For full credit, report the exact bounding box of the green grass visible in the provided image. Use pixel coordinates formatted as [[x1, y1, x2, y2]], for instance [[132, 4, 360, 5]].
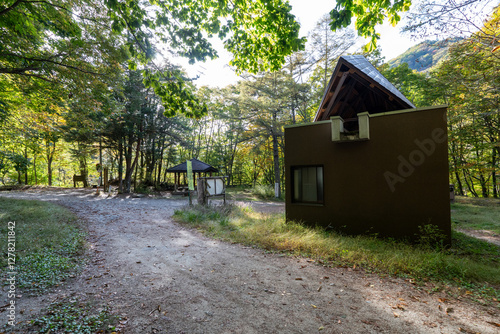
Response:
[[174, 204, 500, 299], [226, 185, 284, 201], [0, 197, 85, 294], [30, 296, 118, 333], [451, 196, 500, 234]]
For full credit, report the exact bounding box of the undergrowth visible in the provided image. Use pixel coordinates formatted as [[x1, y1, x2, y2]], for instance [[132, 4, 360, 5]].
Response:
[[0, 198, 86, 294], [249, 185, 284, 201], [30, 297, 118, 333], [174, 204, 500, 300]]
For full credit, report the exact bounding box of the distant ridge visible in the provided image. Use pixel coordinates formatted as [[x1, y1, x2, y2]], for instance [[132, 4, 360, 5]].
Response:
[[387, 38, 462, 72]]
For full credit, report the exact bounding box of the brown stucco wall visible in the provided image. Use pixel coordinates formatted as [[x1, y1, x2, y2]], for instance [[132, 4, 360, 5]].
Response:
[[284, 106, 451, 243]]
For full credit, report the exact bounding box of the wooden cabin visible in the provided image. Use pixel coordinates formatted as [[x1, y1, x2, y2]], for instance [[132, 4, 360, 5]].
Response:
[[285, 55, 451, 243]]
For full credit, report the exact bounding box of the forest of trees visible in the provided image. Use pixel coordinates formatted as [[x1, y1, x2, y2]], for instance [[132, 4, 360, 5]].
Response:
[[0, 0, 498, 197]]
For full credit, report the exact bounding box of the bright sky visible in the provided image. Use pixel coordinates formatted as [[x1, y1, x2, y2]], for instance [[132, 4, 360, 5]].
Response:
[[175, 0, 422, 88]]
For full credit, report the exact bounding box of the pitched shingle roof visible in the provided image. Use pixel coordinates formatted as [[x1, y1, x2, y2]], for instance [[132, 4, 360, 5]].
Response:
[[342, 55, 415, 107], [166, 158, 218, 173], [314, 55, 415, 122]]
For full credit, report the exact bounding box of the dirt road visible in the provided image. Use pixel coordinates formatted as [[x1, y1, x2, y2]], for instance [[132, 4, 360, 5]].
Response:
[[1, 189, 499, 333]]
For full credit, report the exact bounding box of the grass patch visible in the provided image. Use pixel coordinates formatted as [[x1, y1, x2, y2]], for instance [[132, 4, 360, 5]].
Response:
[[0, 197, 85, 294], [227, 185, 284, 201], [29, 296, 118, 333], [250, 185, 277, 200], [451, 197, 500, 233], [174, 204, 500, 299]]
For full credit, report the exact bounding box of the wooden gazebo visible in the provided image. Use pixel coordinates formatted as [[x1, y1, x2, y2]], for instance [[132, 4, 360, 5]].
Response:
[[166, 158, 218, 192]]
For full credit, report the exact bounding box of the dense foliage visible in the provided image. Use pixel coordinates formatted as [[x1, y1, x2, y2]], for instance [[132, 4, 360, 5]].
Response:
[[0, 1, 498, 198]]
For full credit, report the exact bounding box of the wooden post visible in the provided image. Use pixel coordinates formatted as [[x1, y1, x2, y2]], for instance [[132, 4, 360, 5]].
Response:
[[103, 167, 109, 192], [197, 178, 207, 205]]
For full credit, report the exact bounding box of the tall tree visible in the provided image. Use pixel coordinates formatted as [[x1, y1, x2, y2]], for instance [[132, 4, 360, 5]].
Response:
[[403, 0, 496, 43], [0, 0, 125, 84], [431, 5, 500, 197], [329, 0, 412, 50], [329, 0, 492, 51], [239, 70, 299, 197], [308, 14, 357, 92]]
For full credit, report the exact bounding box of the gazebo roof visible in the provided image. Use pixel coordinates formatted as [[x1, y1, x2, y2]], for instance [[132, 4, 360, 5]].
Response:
[[166, 158, 218, 173], [314, 55, 415, 122]]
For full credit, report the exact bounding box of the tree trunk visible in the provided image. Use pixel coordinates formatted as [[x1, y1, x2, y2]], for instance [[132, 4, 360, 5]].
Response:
[[228, 131, 239, 187], [47, 156, 52, 186], [99, 138, 103, 186], [453, 170, 464, 196], [492, 147, 498, 198], [134, 151, 139, 192], [449, 140, 464, 195], [124, 135, 141, 193], [139, 149, 144, 183], [462, 169, 477, 197], [323, 24, 328, 92], [24, 146, 28, 185], [46, 139, 55, 186], [118, 139, 124, 193], [124, 136, 134, 193], [156, 139, 165, 187], [479, 173, 489, 198], [145, 135, 156, 184], [33, 155, 37, 185], [272, 113, 280, 198]]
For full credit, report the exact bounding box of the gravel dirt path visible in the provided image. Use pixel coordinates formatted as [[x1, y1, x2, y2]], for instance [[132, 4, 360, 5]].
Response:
[[1, 188, 499, 333], [455, 228, 500, 247]]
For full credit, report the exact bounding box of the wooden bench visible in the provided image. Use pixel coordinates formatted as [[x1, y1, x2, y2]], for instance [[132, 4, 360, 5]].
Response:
[[73, 175, 88, 188]]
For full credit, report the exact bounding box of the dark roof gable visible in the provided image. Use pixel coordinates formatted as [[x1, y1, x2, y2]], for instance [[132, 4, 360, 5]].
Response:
[[166, 158, 218, 173], [314, 55, 415, 122]]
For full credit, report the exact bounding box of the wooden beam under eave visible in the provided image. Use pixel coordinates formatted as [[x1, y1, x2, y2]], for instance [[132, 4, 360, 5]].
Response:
[[335, 79, 357, 118], [350, 88, 369, 113], [320, 91, 334, 110], [329, 102, 342, 119], [320, 71, 349, 120], [350, 72, 394, 103], [351, 71, 411, 108], [314, 72, 345, 121]]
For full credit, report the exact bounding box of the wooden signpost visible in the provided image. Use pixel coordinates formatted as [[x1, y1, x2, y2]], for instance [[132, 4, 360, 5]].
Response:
[[197, 176, 227, 205]]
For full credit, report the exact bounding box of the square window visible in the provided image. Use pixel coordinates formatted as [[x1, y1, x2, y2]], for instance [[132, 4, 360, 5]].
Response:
[[292, 166, 324, 204]]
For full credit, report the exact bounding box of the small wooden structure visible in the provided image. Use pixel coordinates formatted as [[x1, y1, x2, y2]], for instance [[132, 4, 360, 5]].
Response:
[[285, 55, 451, 244], [197, 176, 227, 205], [166, 159, 218, 194], [73, 174, 88, 188]]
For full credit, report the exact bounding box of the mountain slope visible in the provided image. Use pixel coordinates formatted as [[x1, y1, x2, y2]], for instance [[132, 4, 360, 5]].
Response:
[[387, 38, 461, 72]]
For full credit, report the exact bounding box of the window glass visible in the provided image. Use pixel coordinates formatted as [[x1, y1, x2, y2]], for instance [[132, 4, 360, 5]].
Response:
[[293, 168, 301, 202], [291, 166, 324, 204], [316, 166, 324, 202]]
